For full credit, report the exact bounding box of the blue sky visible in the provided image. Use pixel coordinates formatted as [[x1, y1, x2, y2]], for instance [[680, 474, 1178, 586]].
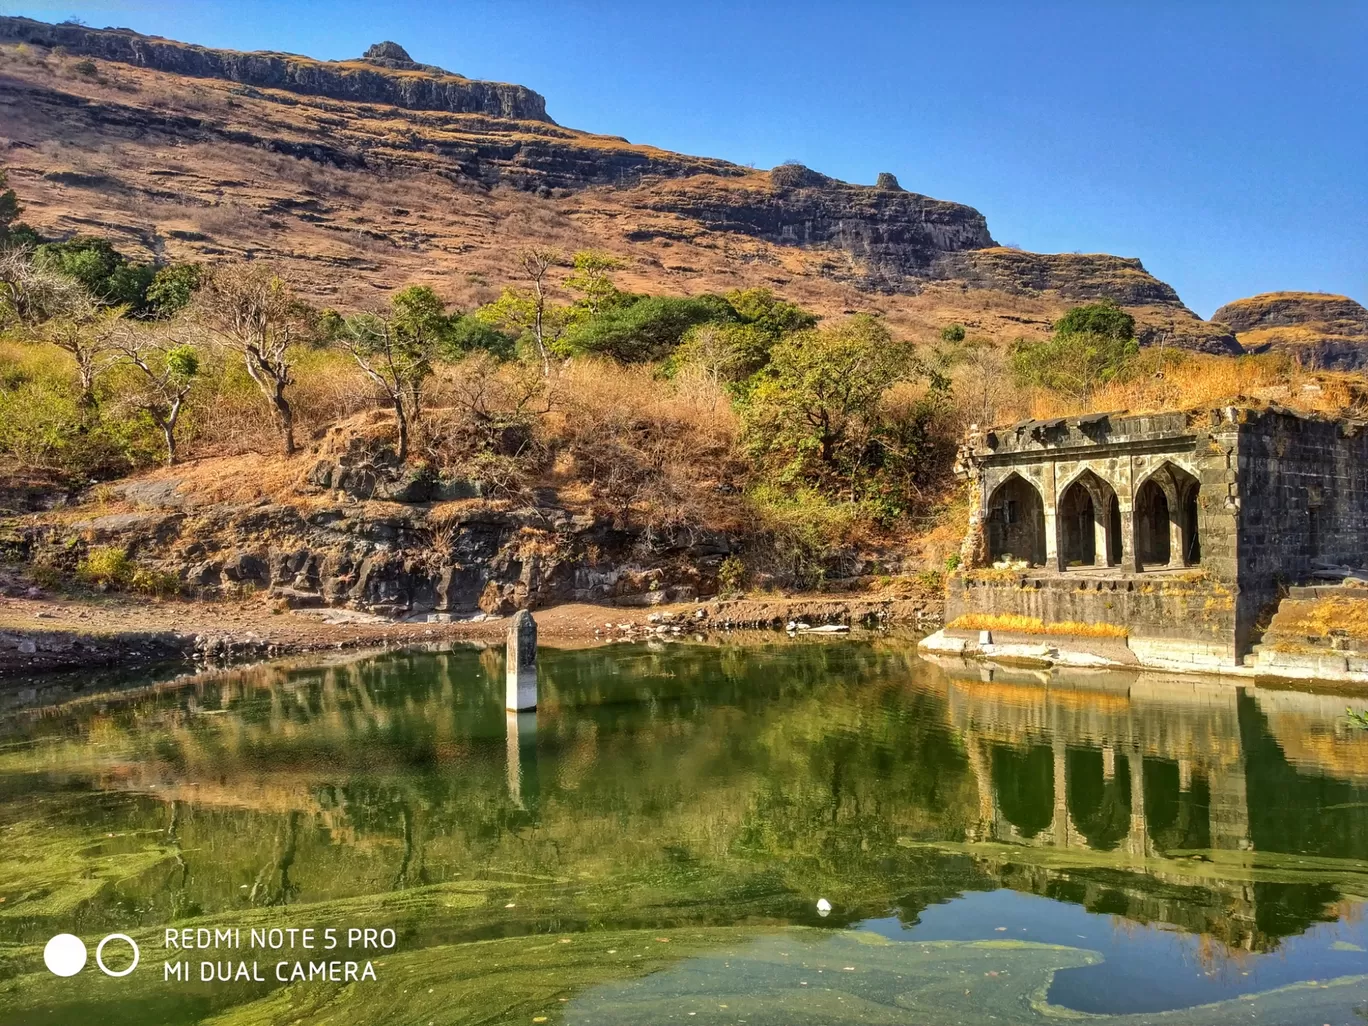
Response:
[[9, 0, 1367, 317]]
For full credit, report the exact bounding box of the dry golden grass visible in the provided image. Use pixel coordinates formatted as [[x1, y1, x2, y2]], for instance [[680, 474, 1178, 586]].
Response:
[[1237, 326, 1365, 348], [1219, 291, 1355, 309], [539, 360, 748, 530], [1016, 351, 1368, 423], [947, 612, 1129, 638], [1275, 596, 1368, 641]]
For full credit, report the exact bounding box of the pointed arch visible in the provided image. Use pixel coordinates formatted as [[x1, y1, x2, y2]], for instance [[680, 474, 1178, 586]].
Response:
[[1058, 468, 1120, 568], [986, 473, 1046, 566], [1134, 461, 1201, 568]]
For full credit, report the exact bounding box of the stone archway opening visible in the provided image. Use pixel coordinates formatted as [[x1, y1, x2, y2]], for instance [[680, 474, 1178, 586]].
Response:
[[1136, 463, 1201, 569], [986, 474, 1046, 566], [1059, 470, 1121, 569], [1136, 479, 1171, 566], [1059, 481, 1096, 567], [1178, 475, 1201, 565]]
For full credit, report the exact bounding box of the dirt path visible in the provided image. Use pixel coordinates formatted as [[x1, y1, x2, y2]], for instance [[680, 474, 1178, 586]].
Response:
[[0, 591, 940, 677]]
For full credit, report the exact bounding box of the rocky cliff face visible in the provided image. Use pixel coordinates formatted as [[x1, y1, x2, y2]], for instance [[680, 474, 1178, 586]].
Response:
[[1212, 292, 1368, 369], [0, 16, 552, 122], [9, 496, 724, 619], [644, 165, 995, 283]]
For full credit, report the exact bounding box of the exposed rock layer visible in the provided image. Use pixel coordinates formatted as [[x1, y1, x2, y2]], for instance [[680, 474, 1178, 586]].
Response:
[[1212, 292, 1368, 369], [0, 16, 552, 121]]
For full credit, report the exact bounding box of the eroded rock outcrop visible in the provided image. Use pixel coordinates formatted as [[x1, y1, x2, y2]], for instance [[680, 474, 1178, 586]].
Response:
[[9, 499, 727, 619], [645, 166, 996, 284], [0, 16, 552, 121], [1212, 292, 1368, 369]]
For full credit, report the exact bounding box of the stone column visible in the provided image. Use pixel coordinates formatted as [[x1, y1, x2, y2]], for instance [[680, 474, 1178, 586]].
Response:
[[1178, 757, 1193, 792], [1044, 510, 1061, 571], [1209, 759, 1253, 852], [1093, 503, 1109, 567], [506, 609, 538, 711], [963, 733, 997, 842], [1102, 744, 1116, 780], [1119, 508, 1140, 572], [1167, 510, 1186, 568]]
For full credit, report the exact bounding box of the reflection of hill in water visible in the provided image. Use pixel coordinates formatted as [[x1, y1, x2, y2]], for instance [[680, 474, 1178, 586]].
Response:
[[1, 643, 1366, 959]]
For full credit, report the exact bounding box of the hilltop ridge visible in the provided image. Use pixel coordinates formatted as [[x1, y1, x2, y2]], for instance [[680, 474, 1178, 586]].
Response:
[[1213, 292, 1368, 370], [0, 16, 552, 121]]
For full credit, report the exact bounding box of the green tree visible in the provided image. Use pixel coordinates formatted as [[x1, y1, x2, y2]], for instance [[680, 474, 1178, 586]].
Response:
[[555, 294, 734, 362], [0, 170, 21, 244], [1009, 300, 1139, 401], [672, 321, 774, 385], [444, 314, 515, 359], [742, 314, 917, 489], [940, 323, 966, 344], [144, 263, 203, 318], [110, 327, 200, 465], [335, 285, 452, 462], [725, 287, 818, 338], [563, 249, 626, 315], [1053, 300, 1136, 341], [32, 237, 155, 311], [474, 248, 573, 375]]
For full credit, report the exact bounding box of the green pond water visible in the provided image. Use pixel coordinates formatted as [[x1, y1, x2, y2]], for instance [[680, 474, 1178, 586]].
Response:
[[0, 639, 1367, 1025]]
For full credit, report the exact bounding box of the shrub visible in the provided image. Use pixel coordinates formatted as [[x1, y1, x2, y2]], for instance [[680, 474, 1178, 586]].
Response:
[[0, 351, 141, 480], [32, 238, 156, 312], [1010, 300, 1139, 402], [130, 566, 180, 597], [77, 546, 134, 588], [716, 554, 746, 595]]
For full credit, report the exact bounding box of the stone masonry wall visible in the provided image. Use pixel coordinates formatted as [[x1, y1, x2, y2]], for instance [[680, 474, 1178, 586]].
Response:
[[946, 573, 1239, 663], [1234, 409, 1368, 647]]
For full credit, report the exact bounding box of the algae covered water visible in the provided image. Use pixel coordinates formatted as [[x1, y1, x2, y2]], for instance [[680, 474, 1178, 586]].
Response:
[[0, 640, 1366, 1025]]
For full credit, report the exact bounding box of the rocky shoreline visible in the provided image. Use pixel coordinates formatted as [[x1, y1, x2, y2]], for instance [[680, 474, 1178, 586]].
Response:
[[0, 593, 940, 679]]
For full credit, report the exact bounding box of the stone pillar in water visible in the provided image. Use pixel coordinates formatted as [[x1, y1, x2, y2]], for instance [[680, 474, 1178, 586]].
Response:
[[506, 609, 538, 711]]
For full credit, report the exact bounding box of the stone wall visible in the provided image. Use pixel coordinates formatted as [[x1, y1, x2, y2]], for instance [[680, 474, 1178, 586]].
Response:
[[950, 406, 1368, 665], [946, 572, 1239, 664], [1234, 409, 1368, 647]]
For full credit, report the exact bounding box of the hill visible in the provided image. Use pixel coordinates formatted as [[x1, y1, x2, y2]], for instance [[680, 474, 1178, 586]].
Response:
[[1212, 292, 1368, 370], [0, 15, 1238, 352]]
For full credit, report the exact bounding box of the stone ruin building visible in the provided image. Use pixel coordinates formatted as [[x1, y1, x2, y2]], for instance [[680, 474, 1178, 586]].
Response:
[[948, 406, 1368, 667]]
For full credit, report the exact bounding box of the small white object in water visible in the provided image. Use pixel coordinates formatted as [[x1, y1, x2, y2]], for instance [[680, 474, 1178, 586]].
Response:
[[816, 898, 832, 916]]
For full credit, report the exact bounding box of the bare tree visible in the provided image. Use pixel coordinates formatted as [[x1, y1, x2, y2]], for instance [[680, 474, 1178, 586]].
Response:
[[0, 249, 91, 328], [41, 305, 125, 412], [197, 265, 308, 455], [337, 313, 419, 463], [519, 248, 558, 376], [110, 325, 200, 466]]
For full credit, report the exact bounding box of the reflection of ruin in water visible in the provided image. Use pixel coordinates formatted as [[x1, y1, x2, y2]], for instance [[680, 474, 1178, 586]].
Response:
[[938, 658, 1368, 952]]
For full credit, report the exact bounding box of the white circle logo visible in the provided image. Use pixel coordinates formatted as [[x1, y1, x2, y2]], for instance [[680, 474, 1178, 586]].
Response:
[[96, 933, 140, 977], [43, 934, 87, 977]]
